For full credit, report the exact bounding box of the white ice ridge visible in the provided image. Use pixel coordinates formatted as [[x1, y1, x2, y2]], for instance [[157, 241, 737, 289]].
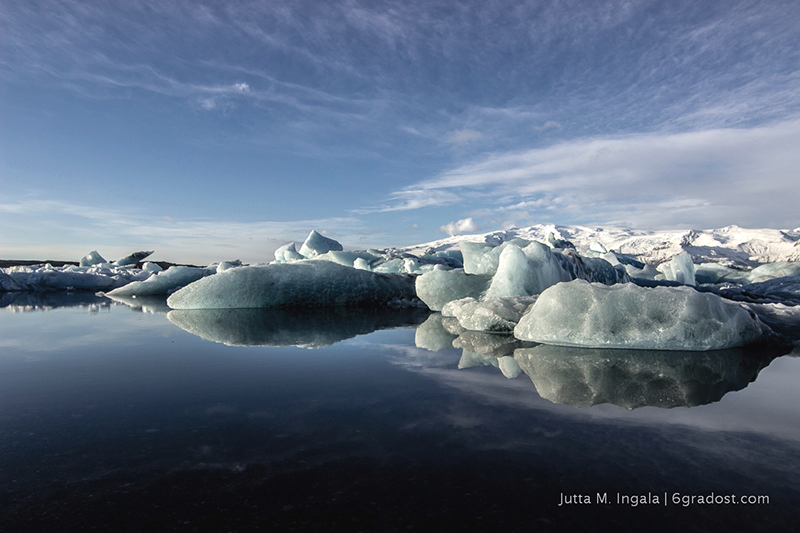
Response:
[[514, 280, 765, 350], [167, 260, 417, 309], [106, 266, 216, 297], [0, 262, 151, 292]]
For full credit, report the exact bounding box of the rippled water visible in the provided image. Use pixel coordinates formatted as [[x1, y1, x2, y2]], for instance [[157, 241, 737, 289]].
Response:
[[2, 294, 799, 532]]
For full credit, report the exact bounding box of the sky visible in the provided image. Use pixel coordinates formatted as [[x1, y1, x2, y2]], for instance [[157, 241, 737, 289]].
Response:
[[1, 0, 799, 264]]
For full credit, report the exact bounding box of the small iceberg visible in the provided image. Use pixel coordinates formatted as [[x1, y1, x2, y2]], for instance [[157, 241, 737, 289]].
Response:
[[514, 279, 765, 351]]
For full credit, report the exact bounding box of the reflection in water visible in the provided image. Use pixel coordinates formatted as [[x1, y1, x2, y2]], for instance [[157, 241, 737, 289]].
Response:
[[0, 291, 111, 311], [514, 344, 783, 409], [412, 312, 791, 410], [168, 306, 430, 348], [104, 293, 172, 314]]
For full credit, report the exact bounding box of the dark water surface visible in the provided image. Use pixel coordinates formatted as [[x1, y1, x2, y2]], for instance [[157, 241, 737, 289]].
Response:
[[1, 295, 799, 532]]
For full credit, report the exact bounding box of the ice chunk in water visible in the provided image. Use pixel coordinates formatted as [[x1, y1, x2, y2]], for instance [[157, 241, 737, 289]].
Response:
[[415, 267, 492, 311], [442, 296, 537, 333], [142, 262, 163, 273], [514, 279, 764, 350], [167, 261, 417, 309], [747, 261, 800, 283], [298, 230, 343, 258], [107, 266, 214, 297], [274, 243, 304, 262], [114, 251, 154, 266], [656, 252, 696, 285], [79, 250, 107, 267]]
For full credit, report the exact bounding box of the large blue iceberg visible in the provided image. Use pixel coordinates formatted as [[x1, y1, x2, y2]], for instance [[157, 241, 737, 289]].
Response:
[[167, 260, 417, 309]]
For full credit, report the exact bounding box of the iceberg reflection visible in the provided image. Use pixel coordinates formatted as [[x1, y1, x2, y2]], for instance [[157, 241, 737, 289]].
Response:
[[167, 306, 430, 348], [514, 344, 783, 409], [104, 294, 172, 314], [0, 291, 111, 311]]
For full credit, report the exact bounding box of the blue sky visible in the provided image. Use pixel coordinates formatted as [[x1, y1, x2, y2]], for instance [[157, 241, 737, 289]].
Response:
[[2, 0, 799, 264]]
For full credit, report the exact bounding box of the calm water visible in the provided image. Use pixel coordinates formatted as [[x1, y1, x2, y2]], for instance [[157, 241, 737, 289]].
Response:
[[1, 294, 799, 532]]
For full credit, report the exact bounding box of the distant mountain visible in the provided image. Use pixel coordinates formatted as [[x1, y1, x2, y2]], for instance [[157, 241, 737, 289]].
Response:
[[399, 224, 800, 267]]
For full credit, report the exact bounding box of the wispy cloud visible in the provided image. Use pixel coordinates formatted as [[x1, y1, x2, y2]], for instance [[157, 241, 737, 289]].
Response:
[[446, 129, 483, 145], [372, 119, 800, 229]]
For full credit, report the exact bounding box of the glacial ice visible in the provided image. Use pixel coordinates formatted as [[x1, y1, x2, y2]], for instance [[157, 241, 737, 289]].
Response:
[[415, 267, 492, 311], [415, 240, 627, 311], [441, 296, 537, 333], [142, 262, 163, 272], [0, 263, 147, 292], [747, 261, 800, 282], [274, 242, 304, 262], [298, 230, 343, 258], [114, 250, 154, 266], [106, 266, 215, 297], [79, 250, 107, 267], [167, 260, 417, 309], [656, 252, 696, 286], [513, 344, 776, 408], [514, 279, 765, 350]]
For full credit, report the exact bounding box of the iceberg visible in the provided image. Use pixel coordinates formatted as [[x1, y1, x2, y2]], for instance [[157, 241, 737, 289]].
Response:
[[441, 296, 537, 333], [415, 240, 627, 311], [79, 250, 107, 267], [298, 230, 343, 258], [414, 267, 492, 311], [106, 266, 215, 297], [0, 264, 142, 292], [747, 261, 800, 283], [273, 242, 305, 262], [142, 262, 163, 272], [114, 250, 154, 266], [656, 252, 696, 285], [167, 260, 417, 309], [514, 279, 765, 350]]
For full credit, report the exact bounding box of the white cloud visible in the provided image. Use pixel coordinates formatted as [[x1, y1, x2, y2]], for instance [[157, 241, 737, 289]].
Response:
[[439, 218, 479, 236], [378, 119, 800, 229]]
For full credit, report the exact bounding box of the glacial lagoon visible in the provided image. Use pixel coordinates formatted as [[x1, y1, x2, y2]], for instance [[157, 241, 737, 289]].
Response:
[[2, 294, 799, 531]]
